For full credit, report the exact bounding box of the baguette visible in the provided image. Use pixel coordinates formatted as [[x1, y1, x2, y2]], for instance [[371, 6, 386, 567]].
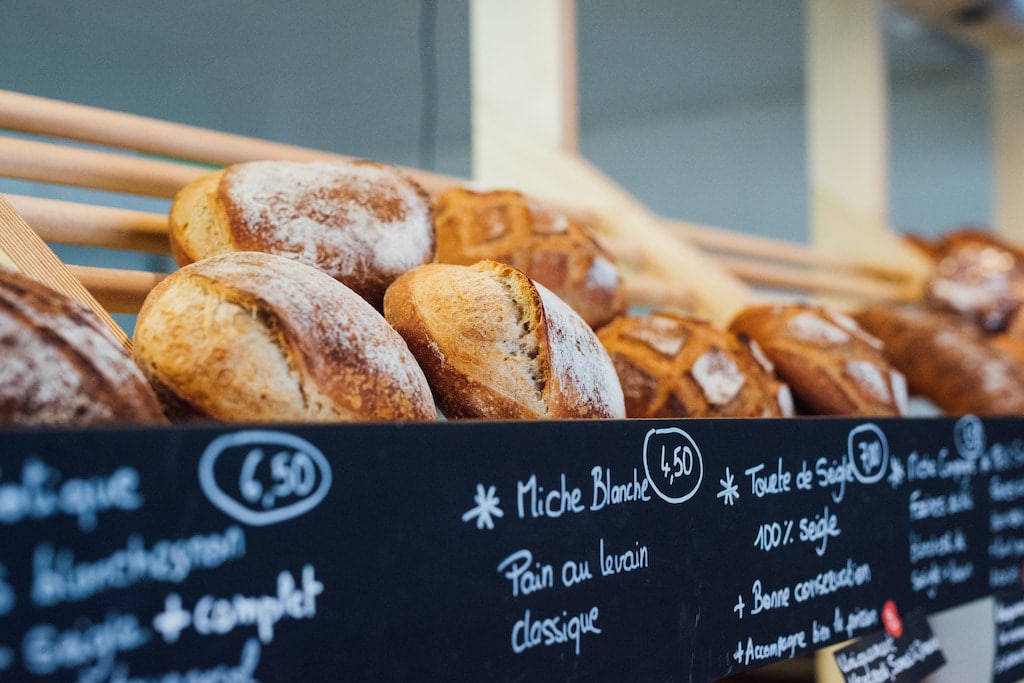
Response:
[[856, 302, 1024, 415]]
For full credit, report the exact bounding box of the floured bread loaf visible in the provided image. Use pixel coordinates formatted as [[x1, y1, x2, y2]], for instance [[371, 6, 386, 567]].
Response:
[[0, 268, 164, 425], [433, 188, 627, 328], [133, 251, 436, 422], [730, 304, 907, 416], [383, 260, 625, 419], [597, 312, 794, 418], [856, 302, 1024, 415], [169, 160, 435, 309], [924, 240, 1024, 332]]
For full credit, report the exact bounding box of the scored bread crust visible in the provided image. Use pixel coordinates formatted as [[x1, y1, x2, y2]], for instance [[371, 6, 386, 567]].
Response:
[[433, 188, 627, 329], [856, 302, 1024, 415], [169, 160, 436, 309], [383, 260, 625, 419], [729, 304, 907, 416], [0, 268, 165, 425], [597, 312, 794, 418], [133, 251, 436, 422]]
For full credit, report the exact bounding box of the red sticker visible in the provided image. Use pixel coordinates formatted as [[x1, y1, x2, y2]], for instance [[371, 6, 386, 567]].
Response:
[[882, 600, 903, 639]]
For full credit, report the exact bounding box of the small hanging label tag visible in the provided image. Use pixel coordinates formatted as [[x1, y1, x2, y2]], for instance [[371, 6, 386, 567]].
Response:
[[833, 606, 945, 683], [993, 585, 1024, 683]]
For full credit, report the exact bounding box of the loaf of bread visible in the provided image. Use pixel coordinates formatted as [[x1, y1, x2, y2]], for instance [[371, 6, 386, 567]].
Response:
[[432, 188, 627, 328], [729, 304, 907, 416], [0, 267, 164, 425], [906, 226, 1024, 263], [923, 240, 1024, 332], [383, 260, 625, 419], [855, 302, 1024, 415], [597, 312, 794, 418], [133, 251, 436, 422], [169, 159, 435, 310]]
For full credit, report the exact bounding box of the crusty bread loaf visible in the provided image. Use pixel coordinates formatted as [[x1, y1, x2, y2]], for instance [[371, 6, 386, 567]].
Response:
[[383, 260, 625, 419], [597, 312, 794, 418], [0, 267, 164, 425], [133, 251, 436, 422], [169, 160, 435, 310], [923, 240, 1024, 332], [432, 188, 627, 328], [729, 304, 907, 416], [856, 302, 1024, 415]]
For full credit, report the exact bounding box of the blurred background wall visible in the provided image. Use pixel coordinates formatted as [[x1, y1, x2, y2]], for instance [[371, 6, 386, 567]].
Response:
[[0, 1, 991, 261]]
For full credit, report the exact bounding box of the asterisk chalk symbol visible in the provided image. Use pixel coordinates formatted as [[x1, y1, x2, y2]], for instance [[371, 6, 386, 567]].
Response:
[[888, 456, 905, 488], [462, 483, 504, 530], [717, 467, 740, 506]]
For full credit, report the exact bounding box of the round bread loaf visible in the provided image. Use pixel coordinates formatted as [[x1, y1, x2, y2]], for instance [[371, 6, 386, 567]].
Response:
[[0, 268, 164, 425], [597, 312, 794, 418], [924, 241, 1024, 332], [169, 159, 435, 310], [133, 251, 436, 422], [383, 260, 625, 419], [856, 302, 1024, 415], [432, 188, 627, 328], [729, 303, 907, 416]]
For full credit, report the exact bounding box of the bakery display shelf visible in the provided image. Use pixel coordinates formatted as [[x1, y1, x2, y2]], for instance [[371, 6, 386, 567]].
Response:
[[0, 78, 1017, 681], [0, 88, 920, 324], [2, 414, 1023, 682]]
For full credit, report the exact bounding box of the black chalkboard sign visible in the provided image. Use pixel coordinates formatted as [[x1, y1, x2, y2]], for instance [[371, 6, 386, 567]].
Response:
[[1, 416, 1022, 682]]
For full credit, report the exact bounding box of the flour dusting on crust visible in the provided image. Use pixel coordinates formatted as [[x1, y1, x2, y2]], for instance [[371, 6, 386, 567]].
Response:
[[691, 347, 745, 406], [222, 160, 434, 283], [787, 311, 851, 346], [536, 282, 624, 417], [190, 252, 432, 409], [844, 360, 892, 404]]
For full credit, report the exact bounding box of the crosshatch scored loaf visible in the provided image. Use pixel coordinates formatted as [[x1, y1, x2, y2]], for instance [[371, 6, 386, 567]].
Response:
[[132, 251, 437, 423], [0, 267, 165, 425], [383, 260, 625, 420], [432, 187, 627, 329], [730, 303, 908, 417], [169, 159, 436, 310], [597, 311, 794, 418]]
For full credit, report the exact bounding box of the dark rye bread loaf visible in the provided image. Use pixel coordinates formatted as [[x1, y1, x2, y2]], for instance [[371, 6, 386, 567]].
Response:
[[0, 267, 164, 425], [133, 251, 436, 423], [432, 187, 627, 328], [597, 312, 794, 418], [856, 302, 1024, 415], [384, 260, 625, 419], [730, 303, 908, 416], [169, 160, 436, 310]]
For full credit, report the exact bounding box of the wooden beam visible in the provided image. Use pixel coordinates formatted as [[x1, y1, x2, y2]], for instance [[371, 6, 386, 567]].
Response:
[[992, 47, 1024, 240], [805, 0, 932, 281], [805, 0, 890, 254], [470, 0, 579, 183], [0, 194, 130, 348]]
